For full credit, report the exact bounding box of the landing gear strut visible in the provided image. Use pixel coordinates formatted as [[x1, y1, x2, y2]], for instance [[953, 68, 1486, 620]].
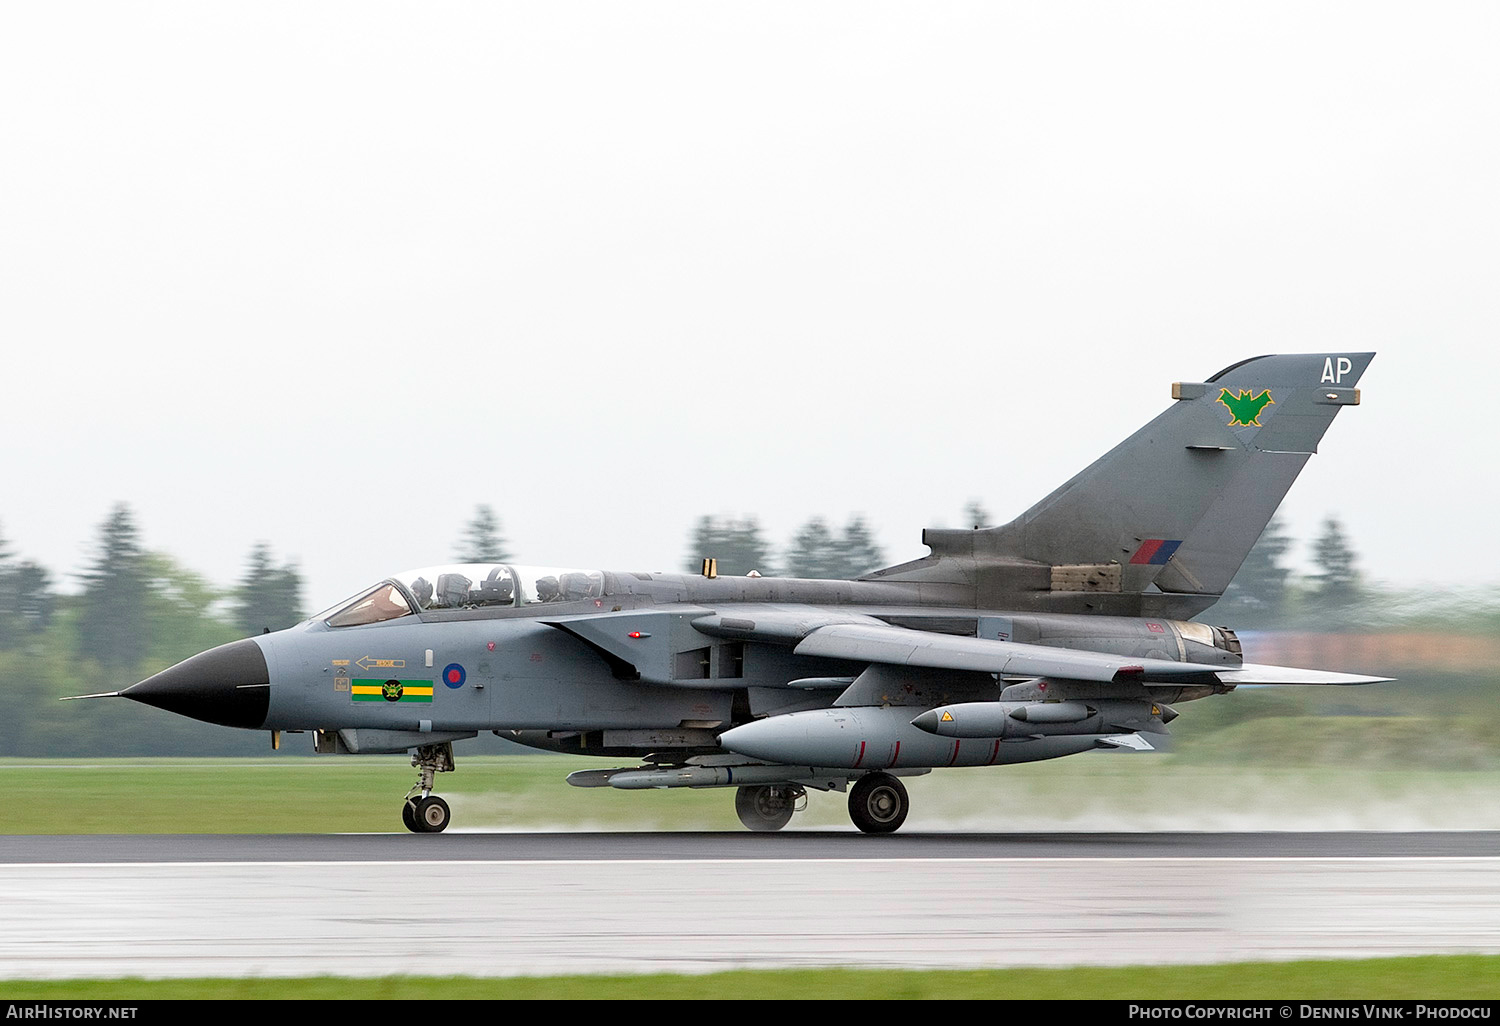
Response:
[[848, 772, 908, 834], [734, 784, 805, 832], [402, 742, 455, 833]]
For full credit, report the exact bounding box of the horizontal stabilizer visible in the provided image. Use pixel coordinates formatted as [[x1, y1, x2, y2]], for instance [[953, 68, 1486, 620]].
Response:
[[1096, 733, 1160, 751], [1216, 663, 1394, 686]]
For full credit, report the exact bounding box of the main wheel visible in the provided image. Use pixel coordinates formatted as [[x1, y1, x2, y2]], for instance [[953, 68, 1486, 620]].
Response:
[[848, 772, 908, 834], [735, 785, 795, 832], [401, 800, 419, 833], [414, 795, 451, 833]]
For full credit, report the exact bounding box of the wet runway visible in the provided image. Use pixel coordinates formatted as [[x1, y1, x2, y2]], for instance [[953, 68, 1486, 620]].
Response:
[[3, 832, 1499, 979], [5, 830, 1498, 863]]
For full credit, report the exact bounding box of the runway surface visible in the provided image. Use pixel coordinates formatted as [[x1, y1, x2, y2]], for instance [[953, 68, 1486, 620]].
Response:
[[5, 830, 1499, 863], [3, 832, 1499, 979]]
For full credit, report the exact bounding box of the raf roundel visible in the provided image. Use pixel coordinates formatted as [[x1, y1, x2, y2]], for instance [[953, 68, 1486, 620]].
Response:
[[442, 663, 466, 689]]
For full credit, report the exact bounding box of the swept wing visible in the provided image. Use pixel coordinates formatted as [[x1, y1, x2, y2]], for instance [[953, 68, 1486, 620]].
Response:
[[695, 611, 1390, 687]]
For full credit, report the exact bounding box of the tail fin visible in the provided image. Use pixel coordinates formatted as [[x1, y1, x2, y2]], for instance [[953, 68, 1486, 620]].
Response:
[[866, 353, 1373, 616], [993, 352, 1373, 595]]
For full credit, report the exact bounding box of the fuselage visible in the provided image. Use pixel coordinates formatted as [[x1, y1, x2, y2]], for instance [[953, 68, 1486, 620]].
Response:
[[124, 562, 1239, 771]]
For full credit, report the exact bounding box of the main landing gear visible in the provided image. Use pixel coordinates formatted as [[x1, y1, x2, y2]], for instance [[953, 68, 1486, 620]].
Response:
[[847, 772, 909, 834], [734, 784, 806, 831], [402, 742, 455, 833], [730, 774, 909, 834]]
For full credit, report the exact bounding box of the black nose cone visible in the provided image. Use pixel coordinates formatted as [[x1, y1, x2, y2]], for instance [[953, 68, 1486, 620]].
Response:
[[123, 638, 271, 729]]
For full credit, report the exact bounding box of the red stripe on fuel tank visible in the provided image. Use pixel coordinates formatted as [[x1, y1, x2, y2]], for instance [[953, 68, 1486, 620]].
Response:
[[890, 740, 900, 767], [854, 741, 866, 768], [948, 739, 961, 766], [988, 739, 1001, 765]]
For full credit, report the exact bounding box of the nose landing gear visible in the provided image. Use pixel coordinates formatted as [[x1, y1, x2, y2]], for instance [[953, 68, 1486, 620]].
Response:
[[401, 742, 455, 833], [403, 794, 450, 832]]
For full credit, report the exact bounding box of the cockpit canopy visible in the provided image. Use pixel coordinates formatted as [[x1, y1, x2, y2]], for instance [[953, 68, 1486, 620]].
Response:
[[319, 564, 606, 628]]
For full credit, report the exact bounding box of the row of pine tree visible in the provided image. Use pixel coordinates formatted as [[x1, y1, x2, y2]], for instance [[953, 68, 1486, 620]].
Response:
[[2, 501, 1366, 665]]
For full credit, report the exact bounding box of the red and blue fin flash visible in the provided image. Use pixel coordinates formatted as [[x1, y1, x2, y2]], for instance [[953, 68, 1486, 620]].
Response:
[[1129, 539, 1182, 565]]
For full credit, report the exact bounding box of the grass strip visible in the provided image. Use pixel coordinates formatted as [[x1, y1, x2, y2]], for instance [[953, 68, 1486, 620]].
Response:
[[1, 956, 1497, 1000], [7, 756, 1500, 834]]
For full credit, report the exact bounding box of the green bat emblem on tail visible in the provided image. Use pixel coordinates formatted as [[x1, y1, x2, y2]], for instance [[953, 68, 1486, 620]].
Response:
[[1217, 388, 1275, 427]]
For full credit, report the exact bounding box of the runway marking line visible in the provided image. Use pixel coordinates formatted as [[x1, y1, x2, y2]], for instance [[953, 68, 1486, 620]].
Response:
[[6, 856, 1500, 870]]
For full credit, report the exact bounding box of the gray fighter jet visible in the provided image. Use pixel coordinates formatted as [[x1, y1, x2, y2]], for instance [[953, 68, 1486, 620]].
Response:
[[71, 353, 1389, 833]]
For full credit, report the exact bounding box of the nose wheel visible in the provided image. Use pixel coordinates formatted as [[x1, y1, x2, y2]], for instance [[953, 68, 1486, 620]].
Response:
[[401, 742, 455, 833], [404, 794, 451, 833]]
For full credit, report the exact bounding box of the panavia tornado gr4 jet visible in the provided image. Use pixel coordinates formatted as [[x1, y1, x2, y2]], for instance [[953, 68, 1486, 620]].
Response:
[[73, 352, 1388, 833]]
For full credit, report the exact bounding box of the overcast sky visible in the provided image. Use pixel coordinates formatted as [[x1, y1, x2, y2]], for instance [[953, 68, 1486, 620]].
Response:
[[2, 2, 1496, 606]]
